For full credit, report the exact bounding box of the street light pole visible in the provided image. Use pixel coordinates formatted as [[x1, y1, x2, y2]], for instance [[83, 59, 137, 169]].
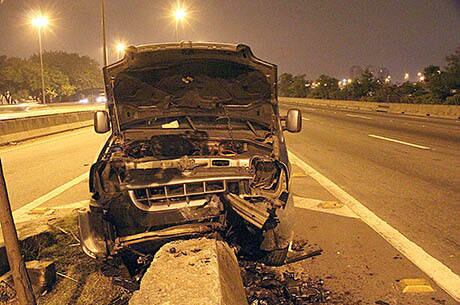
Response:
[[31, 15, 49, 104], [37, 26, 46, 104], [173, 6, 187, 42], [175, 19, 179, 42], [101, 0, 108, 66]]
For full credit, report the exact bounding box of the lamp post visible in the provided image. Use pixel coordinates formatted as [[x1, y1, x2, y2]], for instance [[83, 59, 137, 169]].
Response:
[[31, 15, 48, 104], [173, 6, 187, 42], [101, 0, 108, 66]]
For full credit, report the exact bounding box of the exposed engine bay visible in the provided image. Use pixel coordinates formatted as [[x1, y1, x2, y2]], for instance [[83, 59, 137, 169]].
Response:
[[83, 130, 291, 269]]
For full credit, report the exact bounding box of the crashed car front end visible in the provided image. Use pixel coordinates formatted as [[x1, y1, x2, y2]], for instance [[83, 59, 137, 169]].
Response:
[[79, 42, 300, 267]]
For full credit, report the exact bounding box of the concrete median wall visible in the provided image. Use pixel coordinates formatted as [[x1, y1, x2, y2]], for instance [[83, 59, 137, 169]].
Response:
[[0, 111, 94, 145], [280, 97, 460, 119]]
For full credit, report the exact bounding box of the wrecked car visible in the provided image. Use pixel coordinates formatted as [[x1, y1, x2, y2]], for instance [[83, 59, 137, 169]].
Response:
[[78, 42, 302, 270]]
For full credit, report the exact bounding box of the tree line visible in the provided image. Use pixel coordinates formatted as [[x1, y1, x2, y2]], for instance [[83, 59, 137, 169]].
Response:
[[0, 51, 103, 103], [279, 48, 460, 105]]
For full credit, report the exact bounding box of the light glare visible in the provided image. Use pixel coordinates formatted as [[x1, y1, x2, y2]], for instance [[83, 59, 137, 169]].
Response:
[[174, 7, 187, 21], [31, 15, 49, 28]]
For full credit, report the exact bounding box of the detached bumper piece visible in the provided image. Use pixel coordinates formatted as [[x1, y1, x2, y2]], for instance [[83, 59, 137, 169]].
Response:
[[78, 208, 111, 259], [225, 193, 271, 229]]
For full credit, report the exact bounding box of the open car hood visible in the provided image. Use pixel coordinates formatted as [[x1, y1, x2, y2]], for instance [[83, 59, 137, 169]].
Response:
[[103, 42, 278, 132]]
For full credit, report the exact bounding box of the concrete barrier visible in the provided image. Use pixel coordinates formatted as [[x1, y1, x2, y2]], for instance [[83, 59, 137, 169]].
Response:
[[129, 238, 248, 305], [280, 97, 460, 119], [0, 111, 94, 145]]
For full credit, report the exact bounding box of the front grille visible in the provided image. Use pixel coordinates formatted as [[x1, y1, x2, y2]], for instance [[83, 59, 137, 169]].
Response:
[[128, 179, 248, 211]]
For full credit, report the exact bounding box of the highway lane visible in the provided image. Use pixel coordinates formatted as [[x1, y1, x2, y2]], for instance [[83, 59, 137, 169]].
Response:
[[0, 127, 107, 210], [283, 104, 460, 276]]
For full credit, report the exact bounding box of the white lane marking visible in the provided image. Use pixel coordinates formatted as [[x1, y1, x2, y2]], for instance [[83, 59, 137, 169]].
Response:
[[0, 128, 91, 154], [288, 151, 460, 302], [13, 173, 88, 221], [368, 134, 431, 150], [293, 196, 359, 219], [302, 118, 311, 121], [346, 114, 372, 120]]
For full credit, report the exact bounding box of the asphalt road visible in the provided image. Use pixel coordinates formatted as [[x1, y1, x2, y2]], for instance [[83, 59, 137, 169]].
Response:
[[0, 129, 107, 210], [282, 104, 460, 276], [0, 106, 459, 303]]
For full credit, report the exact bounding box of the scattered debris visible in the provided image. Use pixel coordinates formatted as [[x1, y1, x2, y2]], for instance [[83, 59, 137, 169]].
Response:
[[240, 260, 330, 304], [375, 301, 390, 305], [286, 250, 323, 265], [0, 279, 15, 303], [290, 240, 309, 252], [56, 271, 78, 283]]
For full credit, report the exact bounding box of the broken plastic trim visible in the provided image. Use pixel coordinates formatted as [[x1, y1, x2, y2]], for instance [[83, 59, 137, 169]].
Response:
[[225, 193, 271, 229]]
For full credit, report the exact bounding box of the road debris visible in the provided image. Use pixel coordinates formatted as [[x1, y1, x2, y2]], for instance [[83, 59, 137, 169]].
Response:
[[0, 279, 15, 303], [240, 260, 330, 304], [56, 271, 78, 283], [286, 249, 323, 265]]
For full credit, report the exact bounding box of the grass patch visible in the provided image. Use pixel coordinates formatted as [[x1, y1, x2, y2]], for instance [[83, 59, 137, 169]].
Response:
[[2, 215, 131, 305]]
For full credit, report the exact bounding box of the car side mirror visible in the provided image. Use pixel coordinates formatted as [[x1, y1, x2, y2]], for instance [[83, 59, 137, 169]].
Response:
[[285, 109, 302, 133], [94, 110, 110, 133]]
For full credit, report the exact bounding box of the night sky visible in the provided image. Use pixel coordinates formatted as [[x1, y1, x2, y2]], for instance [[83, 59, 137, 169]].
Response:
[[0, 0, 459, 81]]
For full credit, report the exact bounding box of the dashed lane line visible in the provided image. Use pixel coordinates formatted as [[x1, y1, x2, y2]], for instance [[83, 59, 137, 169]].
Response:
[[288, 151, 460, 302], [368, 134, 431, 150], [346, 114, 373, 120]]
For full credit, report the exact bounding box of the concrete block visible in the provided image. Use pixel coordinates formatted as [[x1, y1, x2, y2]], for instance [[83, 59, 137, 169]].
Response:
[[26, 260, 56, 294], [129, 238, 248, 305], [0, 260, 56, 295]]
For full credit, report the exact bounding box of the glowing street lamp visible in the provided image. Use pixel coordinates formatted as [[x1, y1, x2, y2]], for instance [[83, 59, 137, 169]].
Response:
[[173, 5, 187, 42], [115, 42, 127, 59], [31, 14, 49, 103]]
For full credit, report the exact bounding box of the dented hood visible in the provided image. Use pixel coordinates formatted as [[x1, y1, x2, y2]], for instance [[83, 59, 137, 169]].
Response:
[[103, 42, 278, 131]]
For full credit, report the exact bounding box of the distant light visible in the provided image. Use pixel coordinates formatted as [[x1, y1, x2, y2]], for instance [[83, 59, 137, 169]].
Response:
[[174, 7, 187, 21], [96, 96, 107, 103], [79, 98, 89, 104], [31, 15, 49, 28], [417, 72, 422, 77], [116, 42, 127, 54], [404, 73, 409, 81], [347, 78, 352, 84]]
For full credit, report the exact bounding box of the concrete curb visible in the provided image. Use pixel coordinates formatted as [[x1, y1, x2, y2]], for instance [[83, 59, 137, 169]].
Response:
[[280, 97, 460, 120], [129, 238, 248, 305], [0, 111, 94, 145]]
